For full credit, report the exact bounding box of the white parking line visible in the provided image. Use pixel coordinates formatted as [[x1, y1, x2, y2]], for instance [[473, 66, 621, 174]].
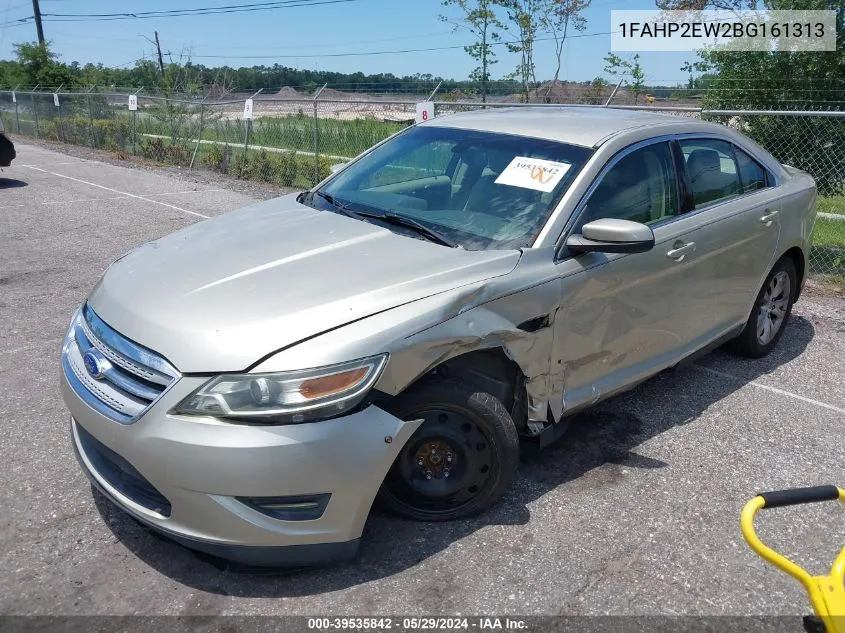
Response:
[[21, 166, 210, 219], [19, 161, 89, 167], [0, 189, 227, 210], [154, 189, 225, 197], [693, 364, 845, 415]]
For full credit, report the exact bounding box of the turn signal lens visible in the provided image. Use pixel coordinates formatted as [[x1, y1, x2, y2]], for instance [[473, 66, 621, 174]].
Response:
[[300, 367, 368, 399]]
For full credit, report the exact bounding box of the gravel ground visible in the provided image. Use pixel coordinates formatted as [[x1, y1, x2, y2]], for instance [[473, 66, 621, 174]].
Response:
[[1, 141, 843, 624]]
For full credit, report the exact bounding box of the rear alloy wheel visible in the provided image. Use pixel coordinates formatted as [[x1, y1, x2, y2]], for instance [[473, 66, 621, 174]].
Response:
[[730, 257, 796, 358], [378, 379, 519, 521]]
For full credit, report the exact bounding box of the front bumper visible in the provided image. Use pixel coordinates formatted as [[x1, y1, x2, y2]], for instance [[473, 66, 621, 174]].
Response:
[[61, 369, 421, 566]]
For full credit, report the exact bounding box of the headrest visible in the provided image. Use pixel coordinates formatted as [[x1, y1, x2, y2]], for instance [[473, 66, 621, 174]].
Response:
[[687, 149, 721, 181], [487, 149, 515, 174], [460, 148, 488, 169]]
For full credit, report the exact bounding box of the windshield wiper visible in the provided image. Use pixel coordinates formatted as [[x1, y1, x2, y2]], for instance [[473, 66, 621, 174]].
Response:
[[302, 191, 457, 248], [352, 210, 458, 248], [311, 190, 361, 218]]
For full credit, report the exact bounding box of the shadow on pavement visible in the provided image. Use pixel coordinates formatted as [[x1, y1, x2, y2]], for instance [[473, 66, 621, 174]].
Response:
[[93, 316, 815, 596], [0, 177, 27, 188]]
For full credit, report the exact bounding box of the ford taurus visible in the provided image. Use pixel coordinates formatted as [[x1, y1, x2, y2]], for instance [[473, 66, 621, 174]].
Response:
[[60, 107, 817, 566]]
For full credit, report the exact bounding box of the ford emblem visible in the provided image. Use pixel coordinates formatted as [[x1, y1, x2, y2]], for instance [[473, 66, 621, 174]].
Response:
[[83, 350, 108, 379]]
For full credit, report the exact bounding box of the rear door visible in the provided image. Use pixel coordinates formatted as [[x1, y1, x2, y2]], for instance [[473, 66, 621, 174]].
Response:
[[673, 137, 782, 336]]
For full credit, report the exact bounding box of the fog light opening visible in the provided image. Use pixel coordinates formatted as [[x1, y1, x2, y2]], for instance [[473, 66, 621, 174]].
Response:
[[236, 493, 331, 521]]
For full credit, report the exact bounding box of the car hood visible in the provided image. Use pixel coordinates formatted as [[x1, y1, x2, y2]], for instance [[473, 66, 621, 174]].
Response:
[[88, 194, 521, 372]]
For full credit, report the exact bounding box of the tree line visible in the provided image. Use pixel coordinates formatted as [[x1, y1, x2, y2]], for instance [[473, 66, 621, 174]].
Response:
[[0, 43, 528, 96], [0, 0, 842, 112]]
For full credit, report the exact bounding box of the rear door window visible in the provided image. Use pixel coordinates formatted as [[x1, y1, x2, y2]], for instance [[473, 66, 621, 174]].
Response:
[[734, 147, 769, 194], [679, 139, 742, 208]]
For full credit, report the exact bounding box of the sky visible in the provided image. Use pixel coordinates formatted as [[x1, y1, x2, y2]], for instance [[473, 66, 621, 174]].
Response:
[[0, 0, 697, 87]]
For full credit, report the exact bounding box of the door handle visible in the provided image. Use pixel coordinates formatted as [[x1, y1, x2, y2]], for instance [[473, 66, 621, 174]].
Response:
[[666, 242, 696, 261], [760, 209, 779, 225]]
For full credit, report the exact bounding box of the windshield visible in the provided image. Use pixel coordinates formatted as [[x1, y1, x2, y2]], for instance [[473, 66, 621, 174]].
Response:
[[314, 126, 592, 250]]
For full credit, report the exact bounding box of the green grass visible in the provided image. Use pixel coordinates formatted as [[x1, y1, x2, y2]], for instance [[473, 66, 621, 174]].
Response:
[[812, 217, 845, 248], [810, 214, 845, 277], [134, 113, 406, 159], [215, 116, 405, 157], [818, 195, 845, 215]]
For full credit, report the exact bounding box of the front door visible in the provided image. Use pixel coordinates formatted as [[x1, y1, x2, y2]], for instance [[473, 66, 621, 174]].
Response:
[[551, 140, 701, 416]]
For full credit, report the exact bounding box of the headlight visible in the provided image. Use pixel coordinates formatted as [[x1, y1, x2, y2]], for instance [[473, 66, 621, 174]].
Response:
[[172, 354, 387, 424]]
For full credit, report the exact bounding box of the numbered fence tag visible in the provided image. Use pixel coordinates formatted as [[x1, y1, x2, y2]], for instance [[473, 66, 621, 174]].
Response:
[[11, 91, 16, 103], [243, 98, 253, 120], [415, 101, 433, 124], [53, 93, 60, 107], [128, 94, 138, 111]]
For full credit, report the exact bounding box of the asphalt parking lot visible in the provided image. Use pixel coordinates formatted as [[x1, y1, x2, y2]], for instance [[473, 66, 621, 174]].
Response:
[[1, 140, 843, 619]]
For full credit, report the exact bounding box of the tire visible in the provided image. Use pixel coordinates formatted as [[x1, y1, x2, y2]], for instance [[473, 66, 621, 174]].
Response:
[[0, 134, 14, 167], [377, 378, 520, 521], [730, 257, 797, 358]]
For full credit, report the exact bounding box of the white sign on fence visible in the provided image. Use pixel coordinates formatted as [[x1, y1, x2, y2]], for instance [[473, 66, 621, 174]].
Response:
[[11, 91, 15, 103], [128, 94, 138, 111], [243, 98, 254, 120], [415, 101, 434, 124], [53, 93, 60, 107]]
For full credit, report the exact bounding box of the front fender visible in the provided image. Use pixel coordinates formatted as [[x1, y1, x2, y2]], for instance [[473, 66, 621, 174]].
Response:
[[252, 249, 562, 422]]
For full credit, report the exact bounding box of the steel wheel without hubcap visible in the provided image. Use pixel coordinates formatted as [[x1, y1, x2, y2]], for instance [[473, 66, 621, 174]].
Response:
[[384, 407, 496, 517], [757, 270, 791, 346], [378, 378, 519, 521]]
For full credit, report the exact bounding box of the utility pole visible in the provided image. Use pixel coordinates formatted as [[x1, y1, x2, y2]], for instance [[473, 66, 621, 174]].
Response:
[[154, 31, 165, 77], [32, 0, 45, 44]]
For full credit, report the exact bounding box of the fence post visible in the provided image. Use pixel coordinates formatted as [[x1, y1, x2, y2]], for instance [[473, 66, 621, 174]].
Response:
[[86, 87, 94, 147], [31, 92, 39, 139], [243, 115, 251, 152], [190, 100, 206, 169], [55, 85, 64, 143], [13, 85, 20, 133], [427, 81, 442, 101], [242, 88, 263, 155], [312, 83, 327, 186], [132, 87, 141, 155], [604, 78, 624, 107]]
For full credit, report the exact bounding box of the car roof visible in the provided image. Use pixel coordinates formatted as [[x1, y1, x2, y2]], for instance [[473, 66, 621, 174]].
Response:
[[422, 106, 713, 148]]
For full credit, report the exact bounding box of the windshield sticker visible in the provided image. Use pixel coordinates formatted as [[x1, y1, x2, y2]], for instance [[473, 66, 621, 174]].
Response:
[[494, 157, 572, 193]]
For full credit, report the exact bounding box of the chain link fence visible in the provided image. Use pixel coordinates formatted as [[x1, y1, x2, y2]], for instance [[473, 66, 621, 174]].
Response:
[[1, 90, 842, 278]]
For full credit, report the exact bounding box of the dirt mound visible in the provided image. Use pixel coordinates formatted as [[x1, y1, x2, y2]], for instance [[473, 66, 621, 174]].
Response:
[[275, 86, 305, 98]]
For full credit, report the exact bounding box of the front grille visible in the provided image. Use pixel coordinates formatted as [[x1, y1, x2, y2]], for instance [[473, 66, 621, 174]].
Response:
[[62, 303, 179, 424], [75, 421, 172, 517]]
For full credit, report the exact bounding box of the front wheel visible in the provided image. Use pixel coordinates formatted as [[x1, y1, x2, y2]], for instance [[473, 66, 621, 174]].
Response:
[[377, 378, 519, 521], [730, 257, 796, 358]]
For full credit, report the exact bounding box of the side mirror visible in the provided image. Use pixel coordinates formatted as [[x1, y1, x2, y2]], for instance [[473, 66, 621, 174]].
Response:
[[565, 218, 655, 254], [330, 162, 348, 174]]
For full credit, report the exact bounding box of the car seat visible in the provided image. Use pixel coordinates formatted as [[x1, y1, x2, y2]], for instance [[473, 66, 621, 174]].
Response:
[[463, 149, 542, 221], [687, 148, 736, 206]]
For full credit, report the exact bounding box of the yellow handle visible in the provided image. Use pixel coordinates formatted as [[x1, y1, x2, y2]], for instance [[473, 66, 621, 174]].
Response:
[[740, 487, 845, 633]]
